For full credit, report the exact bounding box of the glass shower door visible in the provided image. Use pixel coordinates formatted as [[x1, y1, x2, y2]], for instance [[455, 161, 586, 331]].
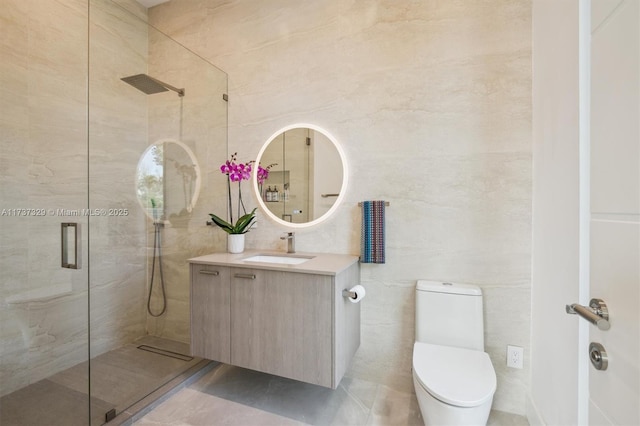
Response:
[[0, 0, 91, 424], [1, 0, 228, 423]]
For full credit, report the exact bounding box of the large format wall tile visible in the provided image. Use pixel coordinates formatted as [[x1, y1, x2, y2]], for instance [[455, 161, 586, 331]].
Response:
[[150, 0, 532, 415], [0, 0, 90, 397], [1, 0, 228, 400]]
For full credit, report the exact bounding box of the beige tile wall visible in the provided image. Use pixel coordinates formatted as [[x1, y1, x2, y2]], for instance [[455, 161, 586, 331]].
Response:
[[150, 0, 531, 415], [1, 0, 93, 396], [88, 0, 150, 357], [144, 25, 229, 341], [0, 0, 154, 396], [1, 0, 228, 397]]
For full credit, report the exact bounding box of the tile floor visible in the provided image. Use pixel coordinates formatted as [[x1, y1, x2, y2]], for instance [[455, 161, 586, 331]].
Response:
[[135, 364, 529, 426], [0, 336, 202, 426]]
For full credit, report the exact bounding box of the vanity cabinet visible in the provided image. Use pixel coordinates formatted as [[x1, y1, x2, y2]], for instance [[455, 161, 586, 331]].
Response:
[[230, 268, 333, 386], [190, 264, 231, 363], [189, 252, 360, 389]]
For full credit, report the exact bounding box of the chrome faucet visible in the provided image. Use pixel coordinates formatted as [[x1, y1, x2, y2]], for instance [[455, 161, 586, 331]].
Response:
[[280, 232, 295, 253]]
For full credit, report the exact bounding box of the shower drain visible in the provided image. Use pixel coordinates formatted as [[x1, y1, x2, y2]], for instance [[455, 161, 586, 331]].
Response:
[[136, 345, 194, 361]]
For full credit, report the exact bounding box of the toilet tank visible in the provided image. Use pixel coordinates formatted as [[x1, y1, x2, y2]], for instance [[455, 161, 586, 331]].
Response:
[[415, 280, 485, 351]]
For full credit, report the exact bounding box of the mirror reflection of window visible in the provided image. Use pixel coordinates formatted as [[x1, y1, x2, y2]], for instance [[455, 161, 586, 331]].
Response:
[[164, 142, 198, 215], [135, 139, 201, 223], [137, 144, 164, 220]]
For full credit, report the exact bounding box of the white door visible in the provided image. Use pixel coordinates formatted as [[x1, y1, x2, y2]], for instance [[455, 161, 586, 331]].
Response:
[[588, 0, 640, 424]]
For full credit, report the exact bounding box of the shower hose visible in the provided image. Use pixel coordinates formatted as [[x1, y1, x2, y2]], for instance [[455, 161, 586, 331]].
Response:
[[147, 221, 167, 317]]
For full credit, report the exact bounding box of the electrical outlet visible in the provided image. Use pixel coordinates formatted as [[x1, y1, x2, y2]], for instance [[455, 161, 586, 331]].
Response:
[[507, 345, 524, 369]]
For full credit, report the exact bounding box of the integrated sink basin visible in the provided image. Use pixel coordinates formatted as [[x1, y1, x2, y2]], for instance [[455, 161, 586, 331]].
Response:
[[241, 254, 315, 265]]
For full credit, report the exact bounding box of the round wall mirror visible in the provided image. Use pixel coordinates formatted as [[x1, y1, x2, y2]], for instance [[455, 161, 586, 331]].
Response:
[[135, 139, 201, 222], [253, 124, 348, 228]]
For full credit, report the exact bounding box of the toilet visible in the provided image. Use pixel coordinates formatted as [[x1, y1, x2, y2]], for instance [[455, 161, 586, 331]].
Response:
[[413, 280, 496, 426]]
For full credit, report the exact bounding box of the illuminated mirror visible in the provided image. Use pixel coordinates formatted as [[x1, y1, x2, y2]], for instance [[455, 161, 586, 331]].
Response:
[[253, 124, 348, 228]]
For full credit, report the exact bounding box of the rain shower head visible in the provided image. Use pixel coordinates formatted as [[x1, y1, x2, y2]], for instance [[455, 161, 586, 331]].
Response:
[[121, 74, 185, 97]]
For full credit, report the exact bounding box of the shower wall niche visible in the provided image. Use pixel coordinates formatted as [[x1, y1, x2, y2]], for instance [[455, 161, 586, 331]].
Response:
[[0, 0, 227, 423]]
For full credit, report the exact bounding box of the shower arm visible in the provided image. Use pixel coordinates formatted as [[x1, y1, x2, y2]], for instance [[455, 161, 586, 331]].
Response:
[[145, 75, 184, 97], [146, 75, 185, 97]]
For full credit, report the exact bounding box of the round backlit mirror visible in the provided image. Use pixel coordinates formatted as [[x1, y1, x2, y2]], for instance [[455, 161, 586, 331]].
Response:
[[253, 124, 348, 228], [135, 139, 201, 222]]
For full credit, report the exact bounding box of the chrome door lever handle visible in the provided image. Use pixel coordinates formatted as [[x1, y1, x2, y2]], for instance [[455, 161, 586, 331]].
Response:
[[566, 298, 610, 331]]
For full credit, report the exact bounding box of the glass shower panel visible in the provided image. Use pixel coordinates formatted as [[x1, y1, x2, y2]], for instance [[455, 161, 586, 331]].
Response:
[[88, 1, 228, 423], [1, 0, 227, 424], [0, 0, 91, 425]]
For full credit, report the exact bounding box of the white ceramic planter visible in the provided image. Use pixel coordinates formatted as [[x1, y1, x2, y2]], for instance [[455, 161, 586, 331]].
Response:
[[228, 233, 245, 254]]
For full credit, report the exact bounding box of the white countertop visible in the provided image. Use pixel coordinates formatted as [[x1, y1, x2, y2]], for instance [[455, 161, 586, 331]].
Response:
[[189, 250, 359, 276]]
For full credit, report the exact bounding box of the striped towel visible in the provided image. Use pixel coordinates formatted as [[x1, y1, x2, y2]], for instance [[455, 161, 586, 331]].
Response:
[[360, 200, 386, 264]]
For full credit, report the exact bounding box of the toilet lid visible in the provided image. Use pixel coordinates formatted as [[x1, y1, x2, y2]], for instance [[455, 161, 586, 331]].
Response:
[[413, 342, 496, 408]]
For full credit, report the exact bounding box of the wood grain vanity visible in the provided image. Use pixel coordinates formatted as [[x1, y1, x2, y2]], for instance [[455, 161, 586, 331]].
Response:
[[189, 251, 361, 389]]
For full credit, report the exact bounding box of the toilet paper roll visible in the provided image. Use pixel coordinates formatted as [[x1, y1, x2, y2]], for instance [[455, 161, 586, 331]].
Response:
[[347, 285, 366, 303]]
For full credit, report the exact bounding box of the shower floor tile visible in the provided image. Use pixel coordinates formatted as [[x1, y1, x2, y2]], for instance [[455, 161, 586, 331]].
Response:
[[1, 336, 201, 426], [0, 378, 110, 426]]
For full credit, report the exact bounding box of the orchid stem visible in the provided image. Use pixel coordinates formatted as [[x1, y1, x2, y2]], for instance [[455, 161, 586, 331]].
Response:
[[239, 182, 247, 218], [227, 177, 233, 225]]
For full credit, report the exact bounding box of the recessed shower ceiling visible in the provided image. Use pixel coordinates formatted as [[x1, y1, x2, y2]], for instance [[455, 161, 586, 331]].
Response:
[[135, 0, 170, 8]]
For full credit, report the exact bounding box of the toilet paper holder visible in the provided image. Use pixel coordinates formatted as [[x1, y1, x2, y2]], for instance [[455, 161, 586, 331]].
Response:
[[342, 289, 357, 299], [342, 285, 366, 303]]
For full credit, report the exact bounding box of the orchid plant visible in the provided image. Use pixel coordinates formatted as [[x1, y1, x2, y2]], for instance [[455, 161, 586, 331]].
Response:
[[256, 162, 277, 198], [209, 153, 256, 234]]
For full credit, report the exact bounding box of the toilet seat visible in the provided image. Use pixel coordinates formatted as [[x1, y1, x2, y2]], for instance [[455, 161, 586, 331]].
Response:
[[413, 342, 496, 408]]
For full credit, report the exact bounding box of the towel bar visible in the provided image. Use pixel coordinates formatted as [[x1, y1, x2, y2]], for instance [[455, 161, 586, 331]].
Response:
[[358, 201, 389, 206]]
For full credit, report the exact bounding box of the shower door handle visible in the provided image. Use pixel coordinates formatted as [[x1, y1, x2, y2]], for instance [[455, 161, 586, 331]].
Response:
[[61, 222, 80, 269]]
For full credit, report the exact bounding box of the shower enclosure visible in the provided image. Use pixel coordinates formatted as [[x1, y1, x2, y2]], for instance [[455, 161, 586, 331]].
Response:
[[0, 0, 227, 424]]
